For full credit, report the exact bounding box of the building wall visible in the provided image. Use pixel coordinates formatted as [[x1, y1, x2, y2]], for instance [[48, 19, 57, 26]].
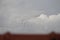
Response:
[[0, 32, 60, 40]]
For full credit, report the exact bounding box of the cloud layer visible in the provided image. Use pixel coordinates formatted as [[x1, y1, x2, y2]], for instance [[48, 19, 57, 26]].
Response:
[[0, 0, 60, 34], [0, 9, 60, 34]]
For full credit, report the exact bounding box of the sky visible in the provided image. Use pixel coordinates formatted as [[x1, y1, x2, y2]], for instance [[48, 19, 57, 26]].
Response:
[[0, 0, 60, 34]]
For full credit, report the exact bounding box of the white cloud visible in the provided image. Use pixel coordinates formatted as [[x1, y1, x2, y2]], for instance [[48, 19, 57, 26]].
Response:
[[27, 14, 60, 33]]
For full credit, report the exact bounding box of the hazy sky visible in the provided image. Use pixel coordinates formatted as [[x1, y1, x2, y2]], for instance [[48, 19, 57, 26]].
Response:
[[0, 0, 60, 34]]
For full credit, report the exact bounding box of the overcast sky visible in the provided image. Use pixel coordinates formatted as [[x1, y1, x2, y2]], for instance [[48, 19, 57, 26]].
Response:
[[0, 0, 60, 34]]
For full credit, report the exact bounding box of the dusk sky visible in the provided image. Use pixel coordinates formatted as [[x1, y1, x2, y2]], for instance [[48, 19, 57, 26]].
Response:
[[0, 0, 60, 34]]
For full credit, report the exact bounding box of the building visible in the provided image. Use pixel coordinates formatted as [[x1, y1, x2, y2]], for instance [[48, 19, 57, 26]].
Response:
[[0, 32, 60, 40]]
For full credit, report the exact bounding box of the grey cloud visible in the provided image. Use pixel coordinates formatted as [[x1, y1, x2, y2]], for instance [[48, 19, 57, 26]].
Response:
[[0, 11, 60, 34], [0, 0, 60, 34], [17, 0, 60, 15]]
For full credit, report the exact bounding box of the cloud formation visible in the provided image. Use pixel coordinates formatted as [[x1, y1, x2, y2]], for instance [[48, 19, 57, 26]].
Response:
[[27, 14, 60, 33], [0, 10, 60, 34], [0, 0, 60, 34]]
